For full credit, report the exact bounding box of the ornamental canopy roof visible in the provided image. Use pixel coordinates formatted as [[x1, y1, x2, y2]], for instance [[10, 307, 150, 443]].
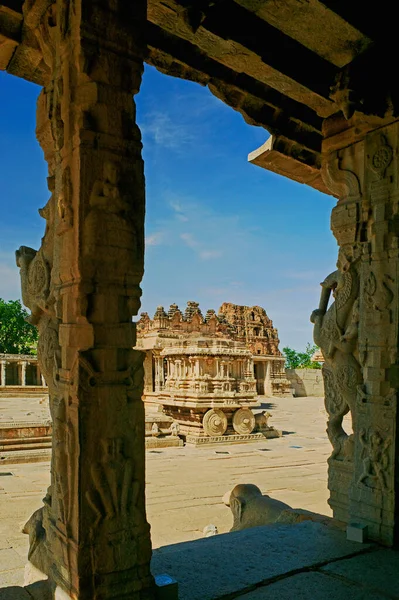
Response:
[[1, 1, 396, 193]]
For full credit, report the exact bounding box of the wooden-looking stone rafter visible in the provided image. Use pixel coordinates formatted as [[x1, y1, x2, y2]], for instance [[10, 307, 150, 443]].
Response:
[[147, 0, 338, 117]]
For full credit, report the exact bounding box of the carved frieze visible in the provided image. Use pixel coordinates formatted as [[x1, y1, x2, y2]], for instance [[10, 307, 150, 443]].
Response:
[[358, 427, 392, 490], [369, 135, 393, 181]]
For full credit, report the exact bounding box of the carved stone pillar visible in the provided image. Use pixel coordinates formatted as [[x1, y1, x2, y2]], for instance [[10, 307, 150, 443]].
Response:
[[153, 354, 165, 392], [143, 351, 153, 393], [264, 361, 272, 396], [16, 1, 153, 598], [313, 116, 399, 546], [21, 361, 27, 386], [1, 361, 6, 387]]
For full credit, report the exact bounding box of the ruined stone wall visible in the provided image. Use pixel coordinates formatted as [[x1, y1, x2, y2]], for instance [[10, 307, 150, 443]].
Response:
[[285, 368, 324, 397]]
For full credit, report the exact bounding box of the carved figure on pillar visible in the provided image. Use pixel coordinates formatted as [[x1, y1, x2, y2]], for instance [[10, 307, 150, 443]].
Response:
[[16, 175, 60, 578], [84, 161, 139, 281], [311, 244, 363, 460], [358, 427, 391, 490]]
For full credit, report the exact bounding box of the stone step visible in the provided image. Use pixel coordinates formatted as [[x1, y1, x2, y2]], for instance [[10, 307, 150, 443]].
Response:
[[0, 436, 51, 449], [0, 438, 51, 452], [0, 448, 51, 464], [0, 387, 48, 398], [0, 421, 52, 439]]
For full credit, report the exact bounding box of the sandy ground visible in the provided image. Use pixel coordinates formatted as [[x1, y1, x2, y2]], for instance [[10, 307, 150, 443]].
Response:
[[0, 395, 340, 586]]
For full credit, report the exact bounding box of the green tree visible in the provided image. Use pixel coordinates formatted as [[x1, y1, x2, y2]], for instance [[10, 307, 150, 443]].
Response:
[[283, 343, 322, 370], [0, 298, 38, 355]]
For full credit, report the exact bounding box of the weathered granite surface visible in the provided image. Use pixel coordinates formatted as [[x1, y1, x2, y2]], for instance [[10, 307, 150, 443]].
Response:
[[237, 572, 387, 600], [321, 549, 399, 598], [151, 521, 373, 600]]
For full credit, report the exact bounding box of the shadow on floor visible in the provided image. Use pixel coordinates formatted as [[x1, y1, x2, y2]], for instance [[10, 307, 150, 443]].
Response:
[[258, 402, 277, 410], [0, 587, 29, 599]]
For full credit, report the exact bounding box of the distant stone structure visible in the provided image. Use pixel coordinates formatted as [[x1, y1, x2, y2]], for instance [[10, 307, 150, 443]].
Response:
[[136, 301, 291, 399], [286, 369, 324, 397], [136, 301, 288, 445], [0, 353, 47, 396]]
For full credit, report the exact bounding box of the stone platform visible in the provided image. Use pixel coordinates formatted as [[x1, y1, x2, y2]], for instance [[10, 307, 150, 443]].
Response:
[[0, 387, 47, 399], [145, 411, 184, 448], [185, 429, 281, 446], [0, 449, 51, 465], [0, 418, 52, 465], [2, 524, 398, 600], [151, 521, 398, 600], [146, 436, 183, 448]]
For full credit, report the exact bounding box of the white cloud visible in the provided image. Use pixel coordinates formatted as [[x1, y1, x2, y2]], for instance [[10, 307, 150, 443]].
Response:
[[146, 232, 165, 247], [141, 112, 195, 152], [170, 200, 189, 222], [180, 232, 198, 249], [180, 233, 222, 261]]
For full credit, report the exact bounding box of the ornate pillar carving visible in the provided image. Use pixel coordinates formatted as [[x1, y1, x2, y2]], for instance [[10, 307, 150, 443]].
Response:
[[16, 1, 153, 598], [313, 117, 399, 545]]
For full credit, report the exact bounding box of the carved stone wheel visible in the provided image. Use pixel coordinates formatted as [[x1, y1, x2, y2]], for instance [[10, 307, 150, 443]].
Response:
[[232, 408, 255, 435], [202, 408, 228, 436]]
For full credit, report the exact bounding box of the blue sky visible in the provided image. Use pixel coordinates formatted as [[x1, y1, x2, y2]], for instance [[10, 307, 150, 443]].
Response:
[[0, 66, 337, 350]]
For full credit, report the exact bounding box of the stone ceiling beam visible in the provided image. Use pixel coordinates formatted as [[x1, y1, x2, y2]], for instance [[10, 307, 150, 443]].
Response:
[[1, 0, 50, 84], [0, 4, 22, 70], [320, 1, 394, 42], [147, 0, 338, 117], [232, 0, 372, 68], [248, 136, 330, 196]]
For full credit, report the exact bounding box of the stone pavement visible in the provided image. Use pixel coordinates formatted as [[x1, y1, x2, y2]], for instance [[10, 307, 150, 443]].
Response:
[[152, 523, 399, 600], [0, 396, 346, 588], [0, 396, 49, 425]]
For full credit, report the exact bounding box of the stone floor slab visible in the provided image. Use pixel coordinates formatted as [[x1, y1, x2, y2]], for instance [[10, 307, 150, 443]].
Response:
[[0, 549, 25, 573], [151, 521, 373, 600], [322, 548, 399, 598], [0, 571, 25, 588], [237, 572, 388, 600]]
